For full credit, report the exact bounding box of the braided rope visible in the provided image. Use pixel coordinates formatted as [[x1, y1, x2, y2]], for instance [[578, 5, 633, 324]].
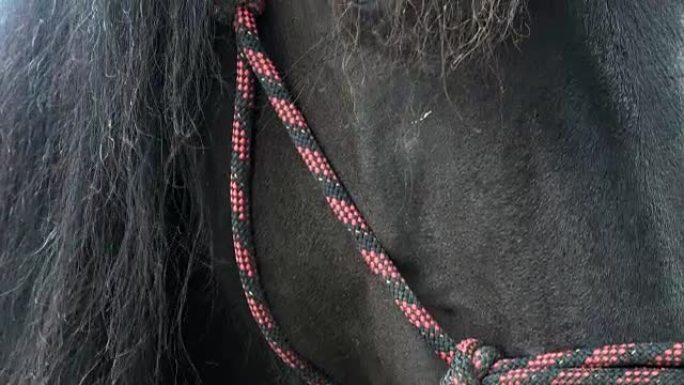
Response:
[[228, 2, 684, 384]]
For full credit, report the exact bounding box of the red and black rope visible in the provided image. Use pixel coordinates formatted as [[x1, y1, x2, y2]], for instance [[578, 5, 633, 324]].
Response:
[[229, 1, 684, 384]]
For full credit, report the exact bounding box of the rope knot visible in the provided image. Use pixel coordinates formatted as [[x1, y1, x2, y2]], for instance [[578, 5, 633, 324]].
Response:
[[441, 339, 500, 385], [237, 0, 265, 15]]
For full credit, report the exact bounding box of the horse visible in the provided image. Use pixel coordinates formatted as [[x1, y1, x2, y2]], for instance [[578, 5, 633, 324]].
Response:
[[1, 0, 684, 384]]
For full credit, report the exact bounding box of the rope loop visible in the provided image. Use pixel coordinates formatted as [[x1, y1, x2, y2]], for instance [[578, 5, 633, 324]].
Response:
[[441, 339, 500, 385]]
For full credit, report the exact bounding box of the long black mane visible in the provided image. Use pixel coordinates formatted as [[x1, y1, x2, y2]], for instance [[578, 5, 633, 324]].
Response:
[[0, 1, 219, 383]]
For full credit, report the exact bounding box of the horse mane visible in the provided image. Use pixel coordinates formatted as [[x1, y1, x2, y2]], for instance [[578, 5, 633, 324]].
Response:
[[0, 0, 218, 383]]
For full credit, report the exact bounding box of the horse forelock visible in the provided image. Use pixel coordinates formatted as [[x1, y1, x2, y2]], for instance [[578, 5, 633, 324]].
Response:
[[336, 0, 528, 71]]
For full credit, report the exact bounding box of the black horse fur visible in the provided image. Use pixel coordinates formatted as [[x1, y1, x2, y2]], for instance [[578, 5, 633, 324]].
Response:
[[2, 0, 684, 384]]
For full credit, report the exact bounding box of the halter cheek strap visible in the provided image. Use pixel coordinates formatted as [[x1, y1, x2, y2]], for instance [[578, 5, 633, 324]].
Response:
[[229, 1, 684, 384]]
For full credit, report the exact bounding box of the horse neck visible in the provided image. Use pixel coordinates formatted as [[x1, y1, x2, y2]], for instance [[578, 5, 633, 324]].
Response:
[[231, 1, 684, 383]]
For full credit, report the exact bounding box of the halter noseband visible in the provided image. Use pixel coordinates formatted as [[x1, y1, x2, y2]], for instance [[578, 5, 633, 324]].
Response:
[[229, 1, 684, 383]]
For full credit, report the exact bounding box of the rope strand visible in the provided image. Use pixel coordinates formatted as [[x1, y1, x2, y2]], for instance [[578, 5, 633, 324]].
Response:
[[229, 2, 684, 384]]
